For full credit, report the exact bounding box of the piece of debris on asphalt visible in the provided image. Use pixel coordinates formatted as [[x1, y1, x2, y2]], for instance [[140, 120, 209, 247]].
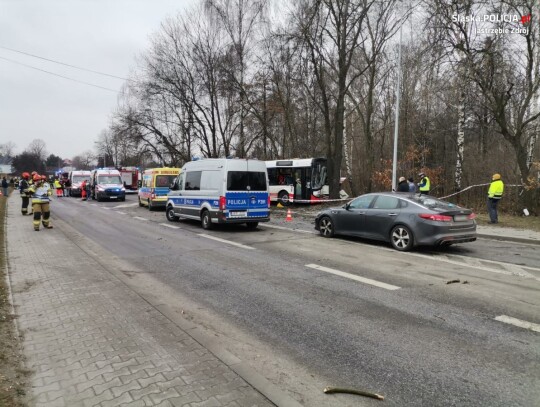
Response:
[[462, 280, 469, 284], [446, 279, 460, 284], [323, 386, 385, 401]]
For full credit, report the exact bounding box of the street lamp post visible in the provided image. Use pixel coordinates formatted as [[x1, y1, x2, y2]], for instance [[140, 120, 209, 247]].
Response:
[[392, 24, 403, 192]]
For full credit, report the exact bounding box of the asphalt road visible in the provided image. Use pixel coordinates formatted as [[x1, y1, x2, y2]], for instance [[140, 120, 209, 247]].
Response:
[[50, 194, 540, 407]]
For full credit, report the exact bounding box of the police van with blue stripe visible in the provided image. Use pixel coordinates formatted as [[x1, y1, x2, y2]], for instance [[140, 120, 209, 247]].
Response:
[[165, 158, 270, 229]]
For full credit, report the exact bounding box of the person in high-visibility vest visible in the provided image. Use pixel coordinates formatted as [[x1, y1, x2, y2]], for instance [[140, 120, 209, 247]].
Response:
[[417, 172, 430, 195], [487, 173, 504, 224], [54, 177, 63, 197]]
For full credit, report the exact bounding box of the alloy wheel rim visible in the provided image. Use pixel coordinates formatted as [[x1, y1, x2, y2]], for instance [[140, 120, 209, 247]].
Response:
[[320, 219, 332, 236], [393, 228, 409, 248]]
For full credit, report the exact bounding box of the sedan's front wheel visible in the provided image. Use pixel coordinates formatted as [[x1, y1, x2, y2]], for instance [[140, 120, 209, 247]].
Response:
[[390, 225, 413, 251], [318, 216, 335, 238]]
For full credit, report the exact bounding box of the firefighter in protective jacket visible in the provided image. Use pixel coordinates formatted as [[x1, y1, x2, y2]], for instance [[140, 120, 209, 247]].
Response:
[[27, 174, 53, 230], [19, 172, 31, 215]]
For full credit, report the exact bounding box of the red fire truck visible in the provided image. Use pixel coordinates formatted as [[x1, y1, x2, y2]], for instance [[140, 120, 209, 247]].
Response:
[[117, 167, 141, 193]]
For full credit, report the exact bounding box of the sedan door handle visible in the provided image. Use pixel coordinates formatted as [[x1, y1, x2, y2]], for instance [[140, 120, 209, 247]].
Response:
[[388, 213, 398, 216]]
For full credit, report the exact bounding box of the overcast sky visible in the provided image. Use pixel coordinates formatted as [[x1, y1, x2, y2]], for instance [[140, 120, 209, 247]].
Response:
[[0, 0, 196, 160]]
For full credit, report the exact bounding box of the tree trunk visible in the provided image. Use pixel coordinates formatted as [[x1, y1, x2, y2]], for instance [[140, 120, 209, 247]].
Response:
[[454, 91, 465, 191]]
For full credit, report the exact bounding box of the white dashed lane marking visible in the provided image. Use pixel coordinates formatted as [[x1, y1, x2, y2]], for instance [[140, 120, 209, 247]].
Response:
[[160, 223, 180, 229], [305, 264, 401, 290], [495, 315, 540, 333], [198, 234, 255, 250], [133, 216, 148, 221]]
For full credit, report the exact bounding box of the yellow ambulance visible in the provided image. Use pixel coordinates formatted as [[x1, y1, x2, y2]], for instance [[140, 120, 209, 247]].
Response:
[[138, 167, 181, 210]]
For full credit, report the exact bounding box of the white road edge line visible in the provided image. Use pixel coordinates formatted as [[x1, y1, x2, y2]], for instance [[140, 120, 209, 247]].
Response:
[[198, 234, 255, 250], [133, 216, 148, 221], [305, 264, 401, 291], [494, 315, 540, 333], [160, 223, 180, 229], [116, 211, 127, 215]]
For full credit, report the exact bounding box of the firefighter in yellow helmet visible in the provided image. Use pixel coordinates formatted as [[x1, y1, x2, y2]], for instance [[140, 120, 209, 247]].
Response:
[[487, 173, 504, 224], [27, 174, 53, 231]]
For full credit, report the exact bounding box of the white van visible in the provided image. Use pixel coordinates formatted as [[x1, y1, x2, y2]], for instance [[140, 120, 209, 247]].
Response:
[[90, 168, 126, 202], [166, 158, 270, 229], [68, 170, 91, 197]]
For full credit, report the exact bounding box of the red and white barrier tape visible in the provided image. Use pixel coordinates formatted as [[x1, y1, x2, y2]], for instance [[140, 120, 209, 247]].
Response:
[[439, 183, 522, 199], [288, 198, 350, 204], [276, 183, 523, 204]]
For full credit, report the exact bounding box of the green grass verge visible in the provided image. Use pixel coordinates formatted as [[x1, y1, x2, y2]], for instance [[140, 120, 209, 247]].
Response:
[[0, 190, 29, 406]]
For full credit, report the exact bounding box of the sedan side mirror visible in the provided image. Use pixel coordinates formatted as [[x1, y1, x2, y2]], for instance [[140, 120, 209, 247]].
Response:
[[343, 203, 350, 210]]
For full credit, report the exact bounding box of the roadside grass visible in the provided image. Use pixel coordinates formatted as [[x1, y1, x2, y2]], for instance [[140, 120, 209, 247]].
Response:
[[474, 212, 540, 232], [0, 190, 29, 406]]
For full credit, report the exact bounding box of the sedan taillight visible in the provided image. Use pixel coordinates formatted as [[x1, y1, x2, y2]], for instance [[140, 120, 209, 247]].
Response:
[[419, 213, 453, 222], [468, 213, 477, 220]]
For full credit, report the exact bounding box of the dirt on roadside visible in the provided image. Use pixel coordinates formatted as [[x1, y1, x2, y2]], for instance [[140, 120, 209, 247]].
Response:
[[0, 191, 30, 406]]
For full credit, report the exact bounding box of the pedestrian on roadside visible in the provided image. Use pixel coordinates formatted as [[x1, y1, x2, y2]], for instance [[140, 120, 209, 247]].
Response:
[[19, 172, 31, 215], [54, 177, 62, 198], [417, 172, 431, 195], [397, 176, 409, 192], [86, 179, 91, 201], [1, 176, 8, 197], [487, 173, 504, 224], [27, 174, 53, 230], [64, 177, 71, 197], [81, 180, 87, 200], [408, 177, 416, 193]]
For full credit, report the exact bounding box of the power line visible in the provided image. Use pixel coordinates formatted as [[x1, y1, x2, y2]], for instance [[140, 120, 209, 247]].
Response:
[[0, 56, 125, 95], [0, 45, 130, 81]]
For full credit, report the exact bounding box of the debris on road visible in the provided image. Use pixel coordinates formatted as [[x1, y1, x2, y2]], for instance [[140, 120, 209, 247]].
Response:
[[446, 279, 461, 284], [323, 386, 385, 401]]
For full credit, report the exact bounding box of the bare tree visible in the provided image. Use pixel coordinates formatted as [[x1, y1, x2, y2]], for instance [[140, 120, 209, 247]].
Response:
[[26, 139, 47, 161], [429, 0, 540, 211], [204, 0, 268, 157], [0, 141, 16, 158], [294, 0, 374, 198]]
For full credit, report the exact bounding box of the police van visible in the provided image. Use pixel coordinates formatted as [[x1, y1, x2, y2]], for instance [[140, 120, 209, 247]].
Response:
[[138, 167, 180, 210], [90, 168, 126, 202], [166, 158, 270, 229]]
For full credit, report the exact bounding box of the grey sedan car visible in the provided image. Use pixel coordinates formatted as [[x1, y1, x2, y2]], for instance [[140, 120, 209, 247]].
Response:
[[314, 192, 477, 251]]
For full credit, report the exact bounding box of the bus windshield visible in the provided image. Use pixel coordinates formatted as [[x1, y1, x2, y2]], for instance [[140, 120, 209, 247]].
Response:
[[311, 159, 327, 191]]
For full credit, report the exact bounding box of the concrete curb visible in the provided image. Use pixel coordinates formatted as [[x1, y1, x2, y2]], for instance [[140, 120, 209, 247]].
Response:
[[477, 233, 540, 246]]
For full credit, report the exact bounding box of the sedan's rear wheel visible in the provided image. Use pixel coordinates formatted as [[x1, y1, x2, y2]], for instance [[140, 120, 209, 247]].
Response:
[[390, 225, 413, 251], [318, 216, 335, 238]]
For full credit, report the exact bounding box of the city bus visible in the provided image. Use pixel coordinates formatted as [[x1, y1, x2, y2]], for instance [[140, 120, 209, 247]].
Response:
[[265, 158, 328, 205]]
